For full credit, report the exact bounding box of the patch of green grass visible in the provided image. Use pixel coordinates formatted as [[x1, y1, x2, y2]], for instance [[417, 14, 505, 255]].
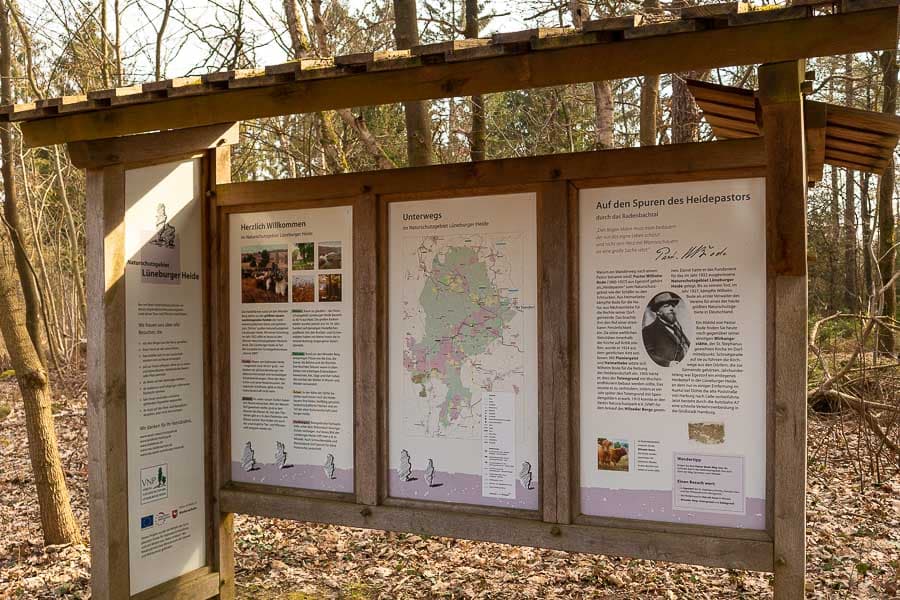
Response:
[[342, 583, 375, 599], [0, 404, 10, 421], [0, 369, 14, 380]]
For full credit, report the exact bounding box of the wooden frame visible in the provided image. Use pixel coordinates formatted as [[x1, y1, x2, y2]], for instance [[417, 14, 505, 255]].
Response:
[[216, 195, 371, 508], [19, 6, 899, 146], [79, 124, 239, 600], [65, 14, 830, 588], [375, 184, 549, 521], [212, 138, 782, 575]]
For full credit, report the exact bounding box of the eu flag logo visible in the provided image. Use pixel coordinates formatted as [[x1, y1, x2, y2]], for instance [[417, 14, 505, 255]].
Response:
[[140, 515, 154, 529]]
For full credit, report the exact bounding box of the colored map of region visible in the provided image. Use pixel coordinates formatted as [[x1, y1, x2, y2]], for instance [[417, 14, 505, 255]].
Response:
[[401, 234, 525, 439]]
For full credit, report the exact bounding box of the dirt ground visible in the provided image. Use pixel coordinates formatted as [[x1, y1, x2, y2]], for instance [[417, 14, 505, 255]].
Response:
[[0, 373, 897, 599]]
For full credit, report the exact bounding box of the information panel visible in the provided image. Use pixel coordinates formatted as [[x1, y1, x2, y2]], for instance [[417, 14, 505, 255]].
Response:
[[578, 178, 766, 529], [229, 206, 353, 493], [388, 193, 539, 509], [125, 160, 206, 594]]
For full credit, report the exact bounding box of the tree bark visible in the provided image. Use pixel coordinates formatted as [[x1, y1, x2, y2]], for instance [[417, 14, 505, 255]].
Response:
[[0, 4, 45, 367], [843, 169, 858, 311], [841, 55, 858, 311], [877, 50, 897, 353], [53, 145, 86, 330], [305, 0, 393, 171], [100, 0, 109, 87], [283, 0, 308, 59], [114, 0, 122, 85], [154, 0, 173, 80], [826, 165, 841, 311], [671, 71, 705, 144], [570, 0, 613, 150], [639, 0, 660, 146], [393, 0, 433, 166], [861, 172, 873, 295], [592, 81, 614, 149], [0, 240, 81, 545], [465, 0, 485, 161]]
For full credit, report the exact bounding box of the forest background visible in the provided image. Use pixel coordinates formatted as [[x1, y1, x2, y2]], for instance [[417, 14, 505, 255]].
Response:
[[0, 0, 896, 598]]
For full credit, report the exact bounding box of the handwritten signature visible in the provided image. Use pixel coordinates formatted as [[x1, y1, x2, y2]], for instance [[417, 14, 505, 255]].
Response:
[[655, 245, 728, 261]]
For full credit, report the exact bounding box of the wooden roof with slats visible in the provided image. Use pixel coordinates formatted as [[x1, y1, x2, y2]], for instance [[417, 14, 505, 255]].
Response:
[[6, 0, 899, 147], [688, 79, 900, 175]]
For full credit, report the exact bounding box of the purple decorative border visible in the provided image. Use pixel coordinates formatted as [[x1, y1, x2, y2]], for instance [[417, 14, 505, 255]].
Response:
[[580, 487, 765, 529], [390, 469, 539, 510], [231, 462, 353, 493]]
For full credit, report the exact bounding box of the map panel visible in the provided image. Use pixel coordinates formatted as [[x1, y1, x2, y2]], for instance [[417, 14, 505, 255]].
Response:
[[401, 234, 526, 440], [388, 193, 539, 510]]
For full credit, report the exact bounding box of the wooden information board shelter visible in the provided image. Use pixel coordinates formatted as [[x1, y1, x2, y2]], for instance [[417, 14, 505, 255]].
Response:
[[6, 2, 899, 599]]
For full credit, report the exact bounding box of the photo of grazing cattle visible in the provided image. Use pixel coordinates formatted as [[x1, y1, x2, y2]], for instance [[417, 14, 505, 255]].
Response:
[[597, 438, 629, 471], [292, 274, 315, 303], [240, 245, 289, 303], [318, 274, 342, 302], [292, 242, 315, 270], [317, 241, 342, 269]]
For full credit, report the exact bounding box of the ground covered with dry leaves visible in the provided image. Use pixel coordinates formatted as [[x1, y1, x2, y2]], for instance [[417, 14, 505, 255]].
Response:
[[0, 374, 897, 599]]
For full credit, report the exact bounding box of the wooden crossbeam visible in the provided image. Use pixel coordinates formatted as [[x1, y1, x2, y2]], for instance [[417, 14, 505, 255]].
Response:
[[17, 6, 899, 147]]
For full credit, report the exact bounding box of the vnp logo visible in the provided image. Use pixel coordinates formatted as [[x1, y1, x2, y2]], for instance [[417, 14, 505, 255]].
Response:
[[140, 464, 168, 490], [139, 463, 169, 505], [140, 514, 154, 529]]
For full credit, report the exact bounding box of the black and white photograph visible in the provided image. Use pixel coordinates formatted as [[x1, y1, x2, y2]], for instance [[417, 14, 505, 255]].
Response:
[[641, 291, 693, 367]]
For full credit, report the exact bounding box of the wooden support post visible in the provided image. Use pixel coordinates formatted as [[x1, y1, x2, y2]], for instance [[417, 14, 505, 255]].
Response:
[[86, 163, 130, 600], [758, 60, 808, 600], [354, 191, 379, 506], [538, 180, 570, 525], [207, 144, 236, 600], [804, 100, 827, 184], [77, 123, 239, 600]]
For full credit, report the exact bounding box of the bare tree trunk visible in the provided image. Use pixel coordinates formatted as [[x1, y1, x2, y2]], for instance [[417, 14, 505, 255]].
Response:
[[334, 110, 396, 170], [3, 0, 39, 98], [288, 0, 348, 174], [569, 0, 613, 150], [638, 0, 660, 146], [829, 165, 841, 312], [393, 0, 432, 166], [842, 55, 858, 311], [593, 81, 614, 149], [283, 0, 307, 59], [114, 0, 122, 84], [100, 0, 108, 86], [53, 146, 86, 328], [825, 78, 840, 312], [861, 172, 873, 294], [465, 0, 485, 161], [0, 242, 81, 545], [878, 50, 897, 353], [154, 0, 173, 80], [671, 71, 705, 144], [306, 0, 392, 172], [843, 169, 858, 311], [0, 5, 45, 367]]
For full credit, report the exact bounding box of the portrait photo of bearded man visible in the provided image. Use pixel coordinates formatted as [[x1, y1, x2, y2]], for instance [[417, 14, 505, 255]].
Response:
[[642, 292, 691, 367]]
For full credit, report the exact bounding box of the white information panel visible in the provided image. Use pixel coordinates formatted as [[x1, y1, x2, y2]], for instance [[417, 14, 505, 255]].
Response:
[[125, 159, 207, 594], [388, 193, 539, 509], [578, 178, 766, 529], [229, 206, 354, 493]]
